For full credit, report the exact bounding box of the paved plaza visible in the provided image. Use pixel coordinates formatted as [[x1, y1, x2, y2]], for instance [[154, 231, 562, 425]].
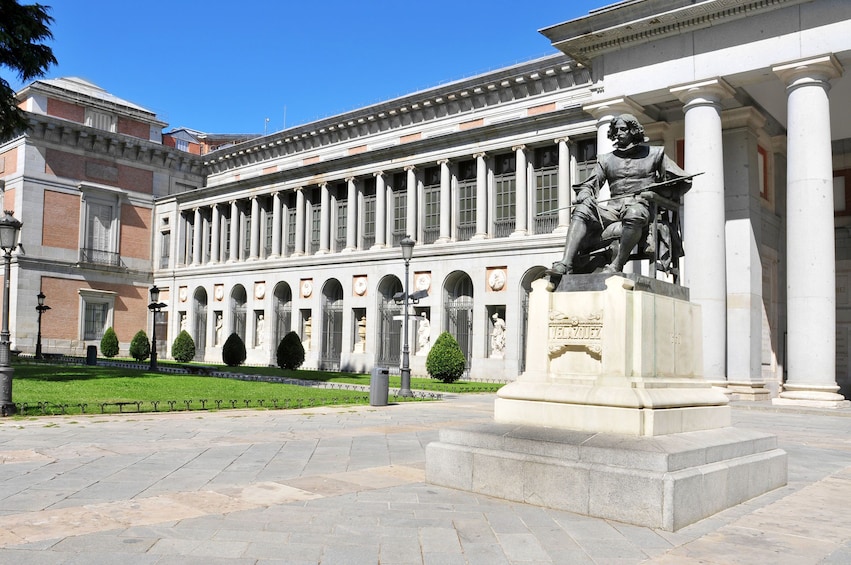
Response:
[[0, 393, 849, 564]]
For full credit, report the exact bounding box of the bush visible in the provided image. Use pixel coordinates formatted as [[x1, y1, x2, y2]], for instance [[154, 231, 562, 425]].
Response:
[[222, 333, 246, 367], [425, 331, 466, 383], [100, 327, 119, 358], [129, 330, 151, 362], [276, 331, 305, 370], [171, 330, 196, 363]]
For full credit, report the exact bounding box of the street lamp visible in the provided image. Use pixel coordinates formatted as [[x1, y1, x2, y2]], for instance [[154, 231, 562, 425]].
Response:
[[0, 211, 22, 416], [35, 291, 50, 360], [399, 235, 415, 397], [148, 285, 166, 371]]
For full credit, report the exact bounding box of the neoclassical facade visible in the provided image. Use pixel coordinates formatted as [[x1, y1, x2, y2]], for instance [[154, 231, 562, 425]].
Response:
[[3, 0, 851, 403]]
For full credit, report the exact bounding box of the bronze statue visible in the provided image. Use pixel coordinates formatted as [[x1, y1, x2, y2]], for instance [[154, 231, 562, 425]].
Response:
[[547, 114, 693, 280]]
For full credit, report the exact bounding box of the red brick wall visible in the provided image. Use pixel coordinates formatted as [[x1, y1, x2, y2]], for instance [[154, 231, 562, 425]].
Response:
[[45, 148, 153, 194], [119, 203, 151, 260], [46, 97, 85, 123], [0, 147, 17, 177], [117, 116, 150, 140], [42, 190, 80, 249], [41, 276, 148, 342]]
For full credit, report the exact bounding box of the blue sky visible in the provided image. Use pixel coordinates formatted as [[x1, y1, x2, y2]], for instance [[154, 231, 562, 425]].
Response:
[[9, 1, 605, 134]]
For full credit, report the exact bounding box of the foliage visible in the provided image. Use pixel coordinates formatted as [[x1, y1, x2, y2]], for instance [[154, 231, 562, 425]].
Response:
[[129, 330, 150, 362], [276, 331, 305, 370], [99, 327, 119, 358], [0, 0, 58, 141], [222, 332, 246, 366], [171, 330, 196, 363], [425, 331, 466, 383]]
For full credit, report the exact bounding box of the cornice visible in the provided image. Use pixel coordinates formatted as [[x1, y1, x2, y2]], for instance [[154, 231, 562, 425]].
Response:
[[25, 113, 204, 176], [541, 0, 812, 65], [202, 53, 590, 175]]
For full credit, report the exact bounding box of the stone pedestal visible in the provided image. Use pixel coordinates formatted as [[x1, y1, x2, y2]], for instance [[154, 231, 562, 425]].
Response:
[[426, 274, 786, 530]]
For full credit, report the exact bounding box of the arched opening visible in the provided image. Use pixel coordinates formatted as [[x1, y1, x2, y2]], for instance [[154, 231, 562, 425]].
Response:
[[376, 275, 402, 366], [519, 267, 547, 374], [443, 271, 474, 369], [192, 287, 208, 360], [273, 282, 293, 347], [231, 285, 247, 342], [320, 279, 343, 370]]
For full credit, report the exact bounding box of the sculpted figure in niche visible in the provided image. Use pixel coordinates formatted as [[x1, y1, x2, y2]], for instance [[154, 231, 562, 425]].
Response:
[[302, 316, 312, 351], [255, 314, 264, 347], [490, 313, 506, 359], [215, 313, 223, 345], [547, 114, 693, 280], [416, 312, 431, 355]]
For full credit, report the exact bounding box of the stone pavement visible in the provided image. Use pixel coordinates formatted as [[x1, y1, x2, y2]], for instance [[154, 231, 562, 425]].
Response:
[[0, 394, 849, 564]]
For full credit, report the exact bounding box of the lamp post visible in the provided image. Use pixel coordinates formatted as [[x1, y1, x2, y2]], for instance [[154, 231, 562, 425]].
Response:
[[0, 211, 22, 416], [399, 235, 415, 397], [148, 285, 166, 371], [35, 291, 50, 360]]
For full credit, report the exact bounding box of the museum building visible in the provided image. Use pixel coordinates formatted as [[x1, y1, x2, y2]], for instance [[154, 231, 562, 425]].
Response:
[[2, 0, 850, 404]]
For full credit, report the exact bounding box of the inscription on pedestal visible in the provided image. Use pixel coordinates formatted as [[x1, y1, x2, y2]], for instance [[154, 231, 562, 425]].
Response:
[[548, 310, 603, 358]]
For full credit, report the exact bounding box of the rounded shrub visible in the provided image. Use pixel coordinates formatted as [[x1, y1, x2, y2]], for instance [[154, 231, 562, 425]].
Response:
[[171, 330, 196, 363], [129, 330, 151, 362], [276, 331, 305, 370], [425, 331, 466, 383], [100, 327, 119, 358], [222, 332, 247, 367]]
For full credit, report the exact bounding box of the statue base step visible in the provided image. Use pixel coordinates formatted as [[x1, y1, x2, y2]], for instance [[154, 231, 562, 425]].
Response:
[[426, 423, 787, 531]]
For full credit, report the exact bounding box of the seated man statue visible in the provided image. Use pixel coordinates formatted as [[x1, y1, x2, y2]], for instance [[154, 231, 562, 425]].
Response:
[[547, 114, 693, 278]]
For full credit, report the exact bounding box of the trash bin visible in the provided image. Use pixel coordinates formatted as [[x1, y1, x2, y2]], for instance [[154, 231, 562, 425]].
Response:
[[369, 366, 389, 406], [86, 345, 98, 366]]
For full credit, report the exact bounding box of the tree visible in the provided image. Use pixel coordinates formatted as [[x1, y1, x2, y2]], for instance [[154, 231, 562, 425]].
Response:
[[171, 330, 196, 363], [129, 330, 150, 362], [0, 0, 57, 141], [100, 327, 119, 358], [425, 332, 466, 384], [276, 331, 305, 370], [222, 333, 246, 367]]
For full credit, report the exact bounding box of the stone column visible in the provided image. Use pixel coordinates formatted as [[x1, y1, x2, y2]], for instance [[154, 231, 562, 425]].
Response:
[[671, 78, 736, 385], [294, 187, 305, 256], [722, 108, 770, 400], [373, 172, 386, 248], [773, 55, 847, 407], [191, 208, 202, 266], [345, 177, 357, 252], [249, 196, 260, 260], [228, 200, 239, 263], [473, 152, 488, 240], [436, 159, 451, 243], [271, 191, 282, 258], [210, 203, 221, 263], [510, 145, 527, 237], [556, 138, 570, 233], [405, 166, 417, 241], [319, 183, 330, 254]]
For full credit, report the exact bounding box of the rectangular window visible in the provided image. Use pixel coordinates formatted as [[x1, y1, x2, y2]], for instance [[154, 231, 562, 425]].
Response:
[[242, 213, 251, 259], [224, 216, 232, 258], [534, 146, 558, 234], [265, 208, 273, 257], [85, 108, 117, 132], [494, 153, 516, 238], [392, 172, 407, 247], [83, 301, 109, 340], [423, 166, 440, 244], [457, 160, 476, 242], [160, 231, 170, 269], [310, 203, 321, 253], [835, 169, 851, 216], [362, 178, 376, 249], [286, 206, 296, 255], [576, 138, 597, 184], [758, 146, 769, 202]]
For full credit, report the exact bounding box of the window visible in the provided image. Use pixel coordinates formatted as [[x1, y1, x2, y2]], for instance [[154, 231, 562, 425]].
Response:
[[494, 153, 516, 238], [79, 188, 122, 267], [175, 139, 189, 152], [242, 212, 251, 259], [160, 231, 170, 268], [310, 200, 321, 253], [85, 108, 117, 132], [534, 146, 558, 234], [758, 146, 769, 202], [264, 204, 273, 257], [286, 199, 296, 255], [362, 178, 376, 249], [835, 169, 851, 216], [392, 172, 407, 246], [575, 138, 597, 184], [80, 289, 116, 341], [456, 160, 476, 241], [423, 166, 440, 244]]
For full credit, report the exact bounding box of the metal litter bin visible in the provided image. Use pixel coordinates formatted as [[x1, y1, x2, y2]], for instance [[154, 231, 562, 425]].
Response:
[[86, 345, 98, 366], [369, 366, 389, 406]]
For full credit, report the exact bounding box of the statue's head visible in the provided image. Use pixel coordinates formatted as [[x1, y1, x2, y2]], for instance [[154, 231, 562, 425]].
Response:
[[607, 114, 647, 144]]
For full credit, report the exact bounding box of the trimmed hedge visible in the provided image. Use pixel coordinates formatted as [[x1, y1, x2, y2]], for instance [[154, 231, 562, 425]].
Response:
[[425, 331, 466, 383], [222, 333, 247, 367], [129, 330, 150, 362], [100, 327, 119, 358], [172, 330, 196, 363], [276, 331, 305, 370]]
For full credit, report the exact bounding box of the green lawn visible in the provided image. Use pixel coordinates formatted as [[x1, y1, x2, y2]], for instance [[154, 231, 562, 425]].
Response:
[[10, 362, 504, 416]]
